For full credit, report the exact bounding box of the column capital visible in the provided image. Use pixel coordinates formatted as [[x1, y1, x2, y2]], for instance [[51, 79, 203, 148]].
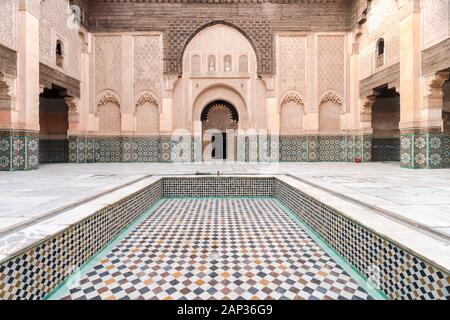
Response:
[[164, 75, 180, 92]]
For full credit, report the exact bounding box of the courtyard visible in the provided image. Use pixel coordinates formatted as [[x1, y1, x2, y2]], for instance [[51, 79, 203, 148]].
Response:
[[1, 0, 450, 302]]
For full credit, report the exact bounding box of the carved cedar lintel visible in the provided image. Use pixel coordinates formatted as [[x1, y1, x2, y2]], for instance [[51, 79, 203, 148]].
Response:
[[65, 97, 81, 124], [422, 71, 450, 110], [0, 74, 14, 110]]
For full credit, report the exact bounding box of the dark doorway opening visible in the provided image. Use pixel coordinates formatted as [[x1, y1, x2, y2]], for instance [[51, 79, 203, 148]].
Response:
[[371, 85, 400, 162], [201, 100, 238, 161], [39, 86, 69, 163]]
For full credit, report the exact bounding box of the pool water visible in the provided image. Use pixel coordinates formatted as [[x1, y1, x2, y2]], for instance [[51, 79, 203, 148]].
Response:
[[47, 198, 386, 300]]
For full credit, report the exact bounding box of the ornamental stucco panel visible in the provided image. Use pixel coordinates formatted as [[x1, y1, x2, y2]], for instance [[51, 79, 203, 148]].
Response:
[[279, 35, 306, 97], [39, 0, 81, 80], [0, 0, 17, 50], [168, 19, 272, 75], [318, 35, 345, 101], [358, 0, 400, 80], [422, 0, 449, 49], [182, 24, 257, 75], [133, 35, 163, 100], [94, 35, 121, 96]]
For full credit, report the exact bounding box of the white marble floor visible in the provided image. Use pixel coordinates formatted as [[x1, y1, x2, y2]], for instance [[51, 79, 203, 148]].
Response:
[[1, 162, 450, 239]]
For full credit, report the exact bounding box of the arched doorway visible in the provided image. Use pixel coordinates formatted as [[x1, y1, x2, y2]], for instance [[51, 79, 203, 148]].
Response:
[[371, 86, 400, 162], [201, 100, 239, 160]]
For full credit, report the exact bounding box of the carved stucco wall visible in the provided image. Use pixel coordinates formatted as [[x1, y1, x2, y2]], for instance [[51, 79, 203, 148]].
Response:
[[182, 25, 256, 75], [94, 36, 121, 97], [422, 0, 449, 50], [358, 0, 400, 80], [318, 35, 346, 104], [279, 35, 306, 98], [181, 25, 259, 131], [168, 19, 272, 75], [134, 35, 162, 100], [0, 0, 18, 50], [280, 101, 304, 135], [93, 33, 163, 133], [39, 0, 81, 80]]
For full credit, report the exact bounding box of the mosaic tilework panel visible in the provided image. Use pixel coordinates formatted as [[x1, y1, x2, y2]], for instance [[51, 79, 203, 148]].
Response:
[[0, 130, 39, 171], [318, 136, 347, 162], [279, 135, 372, 163], [275, 179, 450, 300], [121, 137, 160, 163], [307, 136, 319, 162], [400, 129, 447, 169], [39, 140, 68, 163], [279, 136, 308, 162], [159, 136, 171, 163], [65, 134, 382, 165], [248, 135, 259, 162], [69, 137, 95, 163], [94, 138, 122, 163], [236, 136, 247, 162], [171, 136, 193, 163], [444, 135, 450, 168], [400, 134, 414, 168], [352, 135, 372, 163], [69, 136, 162, 163], [162, 177, 275, 198], [0, 181, 164, 300], [53, 198, 374, 300], [372, 138, 400, 162]]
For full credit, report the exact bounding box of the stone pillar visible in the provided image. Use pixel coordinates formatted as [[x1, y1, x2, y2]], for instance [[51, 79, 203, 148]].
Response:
[[349, 26, 373, 163], [398, 0, 441, 168], [0, 0, 40, 171], [68, 30, 96, 164], [158, 75, 177, 162], [121, 34, 134, 135], [262, 75, 278, 163]]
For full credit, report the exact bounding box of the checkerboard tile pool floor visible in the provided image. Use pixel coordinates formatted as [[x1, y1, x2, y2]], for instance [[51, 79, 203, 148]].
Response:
[[49, 198, 380, 300]]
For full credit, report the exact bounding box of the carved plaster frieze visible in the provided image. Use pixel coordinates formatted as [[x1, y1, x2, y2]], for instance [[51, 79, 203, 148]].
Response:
[[167, 19, 273, 76]]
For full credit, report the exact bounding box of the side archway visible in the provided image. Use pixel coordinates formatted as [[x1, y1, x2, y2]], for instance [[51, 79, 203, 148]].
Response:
[[318, 91, 344, 133], [280, 91, 305, 135], [134, 91, 160, 135], [96, 91, 121, 134]]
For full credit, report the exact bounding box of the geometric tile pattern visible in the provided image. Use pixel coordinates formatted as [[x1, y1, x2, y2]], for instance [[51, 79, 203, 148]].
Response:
[[279, 136, 308, 162], [1, 177, 449, 300], [0, 132, 421, 166], [69, 136, 162, 164], [318, 136, 347, 162], [0, 129, 39, 171], [275, 179, 450, 300], [0, 181, 163, 300], [400, 128, 448, 169], [372, 138, 400, 162], [279, 135, 372, 163], [51, 198, 375, 300], [162, 177, 275, 198], [39, 139, 69, 163], [444, 135, 450, 168]]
